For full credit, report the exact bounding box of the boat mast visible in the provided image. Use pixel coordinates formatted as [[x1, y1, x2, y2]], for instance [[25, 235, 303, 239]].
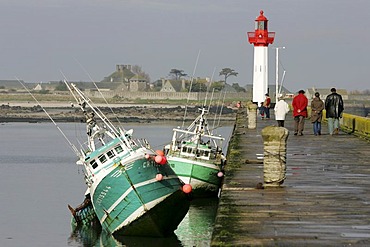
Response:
[[64, 81, 136, 152]]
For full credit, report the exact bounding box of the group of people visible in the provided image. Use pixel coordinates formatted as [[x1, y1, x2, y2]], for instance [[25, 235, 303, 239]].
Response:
[[272, 88, 344, 136]]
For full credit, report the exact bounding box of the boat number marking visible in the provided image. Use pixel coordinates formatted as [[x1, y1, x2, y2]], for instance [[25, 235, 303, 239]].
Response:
[[142, 161, 152, 168], [111, 168, 124, 178], [96, 186, 111, 205]]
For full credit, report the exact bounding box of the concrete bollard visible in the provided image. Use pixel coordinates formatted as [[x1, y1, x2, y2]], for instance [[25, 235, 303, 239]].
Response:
[[247, 102, 257, 129], [261, 126, 289, 187]]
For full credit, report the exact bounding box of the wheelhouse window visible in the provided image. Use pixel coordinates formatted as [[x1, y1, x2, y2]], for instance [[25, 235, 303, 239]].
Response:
[[98, 154, 107, 164], [115, 145, 123, 154], [107, 150, 115, 159], [90, 160, 98, 169]]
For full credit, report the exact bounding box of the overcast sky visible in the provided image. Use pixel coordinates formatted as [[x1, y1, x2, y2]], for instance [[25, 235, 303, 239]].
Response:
[[1, 0, 369, 92]]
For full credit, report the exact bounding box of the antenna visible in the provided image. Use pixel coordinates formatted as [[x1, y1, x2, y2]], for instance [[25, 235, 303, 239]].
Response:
[[279, 70, 286, 95], [182, 50, 201, 128]]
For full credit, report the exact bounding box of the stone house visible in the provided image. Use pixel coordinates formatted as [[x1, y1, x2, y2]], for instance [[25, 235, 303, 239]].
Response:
[[160, 79, 186, 92], [101, 64, 147, 92]]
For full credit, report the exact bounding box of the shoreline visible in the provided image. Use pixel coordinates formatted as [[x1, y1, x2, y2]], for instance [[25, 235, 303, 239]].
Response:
[[0, 102, 237, 123]]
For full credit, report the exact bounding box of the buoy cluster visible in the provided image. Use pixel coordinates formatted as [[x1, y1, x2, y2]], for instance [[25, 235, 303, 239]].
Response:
[[145, 150, 192, 193], [145, 150, 169, 181], [144, 150, 167, 165]]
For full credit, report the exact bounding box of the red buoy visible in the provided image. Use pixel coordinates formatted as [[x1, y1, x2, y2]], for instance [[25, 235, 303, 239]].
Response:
[[182, 184, 192, 194], [159, 156, 167, 165], [156, 174, 163, 181], [155, 155, 163, 164], [217, 171, 224, 177]]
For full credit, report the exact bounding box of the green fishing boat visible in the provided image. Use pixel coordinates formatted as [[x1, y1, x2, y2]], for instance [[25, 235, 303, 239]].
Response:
[[66, 82, 191, 237], [164, 106, 226, 197]]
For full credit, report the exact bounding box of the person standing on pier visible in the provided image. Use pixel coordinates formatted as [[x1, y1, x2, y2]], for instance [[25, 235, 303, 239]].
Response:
[[292, 90, 308, 136], [274, 95, 290, 127], [310, 92, 324, 135], [263, 94, 271, 119], [325, 88, 344, 135]]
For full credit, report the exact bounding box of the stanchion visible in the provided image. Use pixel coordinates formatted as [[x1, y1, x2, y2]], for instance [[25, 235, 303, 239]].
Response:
[[261, 126, 289, 187], [247, 102, 257, 129]]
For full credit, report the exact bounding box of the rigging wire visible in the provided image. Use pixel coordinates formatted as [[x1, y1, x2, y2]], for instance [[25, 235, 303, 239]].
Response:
[[204, 67, 216, 108], [182, 50, 201, 128], [74, 58, 123, 127], [216, 91, 227, 129], [16, 77, 81, 158]]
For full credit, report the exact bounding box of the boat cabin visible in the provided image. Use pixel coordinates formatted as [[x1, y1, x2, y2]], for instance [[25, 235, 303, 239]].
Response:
[[179, 141, 213, 160]]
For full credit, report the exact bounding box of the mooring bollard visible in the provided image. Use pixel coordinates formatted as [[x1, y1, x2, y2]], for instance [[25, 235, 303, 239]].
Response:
[[261, 126, 289, 187], [247, 102, 257, 129]]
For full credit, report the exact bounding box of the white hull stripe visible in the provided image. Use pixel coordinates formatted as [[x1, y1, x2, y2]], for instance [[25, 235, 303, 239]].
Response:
[[168, 156, 220, 170]]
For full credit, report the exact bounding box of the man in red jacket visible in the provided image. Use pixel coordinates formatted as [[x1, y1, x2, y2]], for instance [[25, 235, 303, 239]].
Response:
[[292, 90, 308, 136], [263, 93, 271, 119]]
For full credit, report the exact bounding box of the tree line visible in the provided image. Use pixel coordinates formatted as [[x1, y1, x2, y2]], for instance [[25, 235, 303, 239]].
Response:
[[167, 68, 245, 92]]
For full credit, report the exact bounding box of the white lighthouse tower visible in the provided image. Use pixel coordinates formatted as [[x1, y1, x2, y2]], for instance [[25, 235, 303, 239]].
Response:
[[247, 10, 275, 103]]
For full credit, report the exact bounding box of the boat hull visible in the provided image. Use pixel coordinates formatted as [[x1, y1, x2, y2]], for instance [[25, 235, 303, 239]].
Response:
[[167, 156, 223, 197], [91, 156, 190, 237], [113, 190, 190, 237]]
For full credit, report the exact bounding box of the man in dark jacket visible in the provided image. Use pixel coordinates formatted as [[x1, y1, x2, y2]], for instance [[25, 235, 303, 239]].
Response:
[[325, 88, 344, 135]]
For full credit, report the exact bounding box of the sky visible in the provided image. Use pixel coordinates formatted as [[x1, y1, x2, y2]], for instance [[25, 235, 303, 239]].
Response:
[[0, 0, 369, 92]]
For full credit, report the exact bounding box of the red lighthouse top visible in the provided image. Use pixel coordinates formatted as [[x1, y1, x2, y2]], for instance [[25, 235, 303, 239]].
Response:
[[247, 10, 275, 47]]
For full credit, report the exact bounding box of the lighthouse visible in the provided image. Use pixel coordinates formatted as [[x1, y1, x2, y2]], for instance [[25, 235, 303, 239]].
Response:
[[247, 10, 275, 104]]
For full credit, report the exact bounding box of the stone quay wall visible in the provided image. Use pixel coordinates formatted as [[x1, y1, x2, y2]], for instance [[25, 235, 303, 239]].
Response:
[[322, 111, 370, 140]]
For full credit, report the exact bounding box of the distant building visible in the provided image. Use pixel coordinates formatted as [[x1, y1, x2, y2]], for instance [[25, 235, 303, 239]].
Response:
[[160, 79, 186, 92], [101, 65, 148, 92], [33, 83, 44, 91], [129, 74, 147, 92]]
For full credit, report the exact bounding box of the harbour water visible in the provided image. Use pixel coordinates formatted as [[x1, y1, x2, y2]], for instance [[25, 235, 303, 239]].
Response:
[[0, 122, 232, 247]]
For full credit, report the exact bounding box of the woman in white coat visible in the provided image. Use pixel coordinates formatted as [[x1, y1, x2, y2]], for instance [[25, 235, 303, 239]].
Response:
[[274, 96, 290, 127]]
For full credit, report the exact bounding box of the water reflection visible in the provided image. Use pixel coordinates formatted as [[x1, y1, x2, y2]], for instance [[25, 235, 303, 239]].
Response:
[[68, 198, 219, 247]]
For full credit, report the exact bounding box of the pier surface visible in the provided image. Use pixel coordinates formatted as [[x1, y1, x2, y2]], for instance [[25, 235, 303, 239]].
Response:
[[212, 108, 370, 246]]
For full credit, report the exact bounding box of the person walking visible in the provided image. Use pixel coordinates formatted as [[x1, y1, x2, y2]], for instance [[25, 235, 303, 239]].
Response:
[[274, 96, 290, 127], [263, 93, 271, 119], [292, 90, 308, 136], [310, 92, 324, 136], [325, 88, 344, 135], [259, 102, 265, 120]]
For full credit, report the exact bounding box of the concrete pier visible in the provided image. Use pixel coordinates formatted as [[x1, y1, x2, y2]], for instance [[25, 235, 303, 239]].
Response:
[[211, 107, 370, 246]]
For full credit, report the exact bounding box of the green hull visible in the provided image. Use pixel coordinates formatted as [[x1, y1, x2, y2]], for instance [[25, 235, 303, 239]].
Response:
[[113, 190, 190, 237], [92, 156, 190, 237], [168, 157, 223, 197]]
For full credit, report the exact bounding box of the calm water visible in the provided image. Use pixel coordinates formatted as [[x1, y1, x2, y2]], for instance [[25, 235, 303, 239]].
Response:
[[0, 122, 232, 247]]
